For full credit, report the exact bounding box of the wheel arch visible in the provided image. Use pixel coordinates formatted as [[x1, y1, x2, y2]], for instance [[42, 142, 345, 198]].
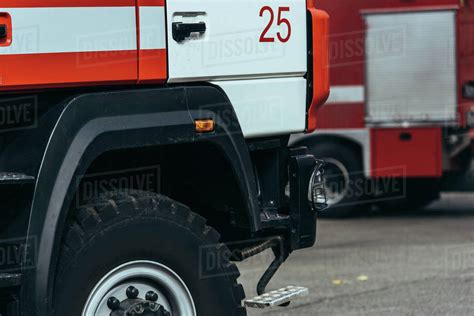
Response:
[[23, 85, 260, 316], [80, 141, 255, 236], [290, 129, 370, 177]]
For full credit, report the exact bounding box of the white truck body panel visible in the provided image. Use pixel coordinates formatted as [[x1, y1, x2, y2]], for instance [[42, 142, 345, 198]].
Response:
[[0, 7, 137, 55], [214, 78, 307, 138]]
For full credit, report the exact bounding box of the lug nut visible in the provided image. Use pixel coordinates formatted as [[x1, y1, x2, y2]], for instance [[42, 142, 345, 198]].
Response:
[[149, 302, 159, 312], [145, 290, 158, 302], [126, 286, 139, 299], [107, 296, 121, 310], [134, 304, 145, 314]]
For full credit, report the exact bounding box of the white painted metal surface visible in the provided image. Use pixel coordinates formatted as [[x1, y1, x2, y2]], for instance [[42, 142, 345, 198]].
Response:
[[166, 0, 307, 82], [214, 78, 307, 138], [326, 85, 365, 104], [0, 7, 137, 55], [139, 7, 167, 50], [365, 10, 457, 124]]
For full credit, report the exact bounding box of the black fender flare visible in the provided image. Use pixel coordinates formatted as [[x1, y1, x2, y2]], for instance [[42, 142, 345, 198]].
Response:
[[23, 85, 260, 315]]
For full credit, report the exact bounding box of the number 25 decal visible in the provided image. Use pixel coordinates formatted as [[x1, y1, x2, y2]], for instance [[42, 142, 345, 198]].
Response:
[[259, 6, 292, 43]]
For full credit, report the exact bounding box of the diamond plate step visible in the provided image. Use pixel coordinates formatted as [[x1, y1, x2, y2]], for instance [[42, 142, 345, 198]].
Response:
[[244, 286, 308, 309]]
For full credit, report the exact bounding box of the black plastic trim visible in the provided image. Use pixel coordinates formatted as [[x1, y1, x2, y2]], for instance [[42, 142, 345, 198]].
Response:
[[22, 85, 260, 316]]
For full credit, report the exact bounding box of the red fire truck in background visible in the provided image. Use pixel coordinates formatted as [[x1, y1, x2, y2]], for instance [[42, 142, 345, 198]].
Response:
[[292, 0, 474, 216]]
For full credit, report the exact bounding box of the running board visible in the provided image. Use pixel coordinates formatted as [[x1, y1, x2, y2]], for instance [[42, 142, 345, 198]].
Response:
[[0, 173, 35, 184], [0, 273, 22, 288], [244, 286, 308, 309]]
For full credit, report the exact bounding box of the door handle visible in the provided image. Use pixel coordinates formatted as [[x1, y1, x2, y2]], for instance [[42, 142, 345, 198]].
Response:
[[172, 22, 206, 42], [463, 81, 474, 99], [399, 132, 412, 141], [0, 24, 6, 38]]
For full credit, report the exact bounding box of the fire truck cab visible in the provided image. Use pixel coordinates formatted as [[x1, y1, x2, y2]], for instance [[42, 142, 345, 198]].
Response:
[[292, 0, 474, 216], [0, 0, 329, 315]]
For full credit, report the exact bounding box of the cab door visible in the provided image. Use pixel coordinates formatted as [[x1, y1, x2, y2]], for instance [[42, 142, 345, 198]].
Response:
[[165, 0, 308, 138], [166, 0, 307, 82]]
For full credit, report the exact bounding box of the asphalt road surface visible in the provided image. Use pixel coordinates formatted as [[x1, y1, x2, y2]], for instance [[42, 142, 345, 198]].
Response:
[[238, 193, 474, 316]]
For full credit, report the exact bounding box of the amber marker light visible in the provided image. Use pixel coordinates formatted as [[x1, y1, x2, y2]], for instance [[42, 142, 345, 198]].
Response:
[[194, 119, 215, 133]]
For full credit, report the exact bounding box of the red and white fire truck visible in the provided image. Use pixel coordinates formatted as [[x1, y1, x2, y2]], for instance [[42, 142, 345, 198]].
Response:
[[0, 0, 329, 315], [292, 0, 474, 216]]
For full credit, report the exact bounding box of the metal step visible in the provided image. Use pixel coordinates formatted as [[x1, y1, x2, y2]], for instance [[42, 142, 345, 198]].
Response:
[[244, 286, 308, 309], [0, 173, 35, 185], [0, 273, 21, 288]]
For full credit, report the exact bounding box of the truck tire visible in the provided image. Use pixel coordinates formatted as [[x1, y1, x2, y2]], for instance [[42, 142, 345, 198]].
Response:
[[307, 142, 365, 217], [53, 190, 246, 316]]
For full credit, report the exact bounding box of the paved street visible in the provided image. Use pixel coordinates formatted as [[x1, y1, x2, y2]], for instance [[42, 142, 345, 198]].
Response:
[[238, 193, 474, 316]]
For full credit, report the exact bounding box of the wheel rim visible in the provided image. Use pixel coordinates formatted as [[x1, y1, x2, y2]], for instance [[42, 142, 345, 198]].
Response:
[[82, 260, 196, 316], [322, 158, 350, 206]]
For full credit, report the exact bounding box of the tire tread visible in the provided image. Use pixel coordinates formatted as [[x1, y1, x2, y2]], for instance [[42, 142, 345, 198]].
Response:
[[57, 189, 246, 315]]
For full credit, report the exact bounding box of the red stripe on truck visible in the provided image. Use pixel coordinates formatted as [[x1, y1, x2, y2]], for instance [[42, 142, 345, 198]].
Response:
[[138, 0, 165, 6], [0, 0, 136, 7], [138, 49, 168, 83], [0, 50, 138, 90]]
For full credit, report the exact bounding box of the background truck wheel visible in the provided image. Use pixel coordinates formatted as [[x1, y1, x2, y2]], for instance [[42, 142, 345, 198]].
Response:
[[308, 142, 365, 217], [53, 190, 246, 316]]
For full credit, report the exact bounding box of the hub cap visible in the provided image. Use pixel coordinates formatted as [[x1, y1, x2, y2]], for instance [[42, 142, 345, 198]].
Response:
[[83, 260, 196, 316], [323, 158, 350, 206]]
